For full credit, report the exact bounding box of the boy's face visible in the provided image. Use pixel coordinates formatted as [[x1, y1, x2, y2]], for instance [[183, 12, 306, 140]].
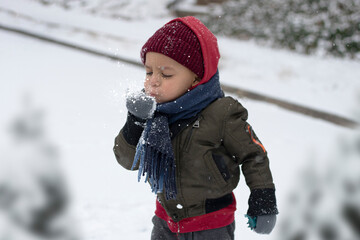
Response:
[[144, 52, 198, 103]]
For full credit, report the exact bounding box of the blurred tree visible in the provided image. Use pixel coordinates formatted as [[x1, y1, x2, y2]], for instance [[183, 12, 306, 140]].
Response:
[[278, 101, 360, 240], [0, 96, 79, 240], [197, 0, 228, 5], [200, 0, 360, 59]]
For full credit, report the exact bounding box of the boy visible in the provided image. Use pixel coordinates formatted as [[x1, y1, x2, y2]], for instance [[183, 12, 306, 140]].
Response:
[[113, 16, 278, 239]]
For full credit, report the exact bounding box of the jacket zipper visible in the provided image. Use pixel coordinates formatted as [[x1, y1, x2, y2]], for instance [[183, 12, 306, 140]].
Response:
[[193, 119, 200, 128], [184, 119, 200, 152]]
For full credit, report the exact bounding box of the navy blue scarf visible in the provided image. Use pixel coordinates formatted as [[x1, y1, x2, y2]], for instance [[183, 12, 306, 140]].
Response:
[[132, 70, 223, 200]]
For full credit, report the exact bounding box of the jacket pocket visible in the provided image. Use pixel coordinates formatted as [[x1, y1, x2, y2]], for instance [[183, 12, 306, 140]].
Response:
[[212, 154, 230, 182], [204, 151, 229, 189]]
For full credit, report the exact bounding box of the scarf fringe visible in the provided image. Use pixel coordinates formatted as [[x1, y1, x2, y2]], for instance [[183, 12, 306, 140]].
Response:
[[132, 134, 177, 200]]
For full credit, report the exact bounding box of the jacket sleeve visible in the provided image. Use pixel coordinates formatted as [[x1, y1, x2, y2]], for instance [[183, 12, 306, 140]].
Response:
[[222, 98, 278, 216], [113, 112, 144, 170], [222, 98, 274, 190]]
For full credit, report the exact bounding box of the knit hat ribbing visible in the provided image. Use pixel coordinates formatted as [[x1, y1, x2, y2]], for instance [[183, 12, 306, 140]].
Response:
[[141, 21, 204, 80]]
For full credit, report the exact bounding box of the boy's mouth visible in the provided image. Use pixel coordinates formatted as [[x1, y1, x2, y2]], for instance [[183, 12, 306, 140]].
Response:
[[146, 88, 159, 97]]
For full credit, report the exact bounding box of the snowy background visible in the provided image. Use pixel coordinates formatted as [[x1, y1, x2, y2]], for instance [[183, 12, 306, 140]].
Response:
[[1, 0, 360, 239]]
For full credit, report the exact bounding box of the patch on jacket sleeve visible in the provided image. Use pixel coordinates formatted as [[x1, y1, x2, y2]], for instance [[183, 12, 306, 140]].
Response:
[[245, 123, 266, 153]]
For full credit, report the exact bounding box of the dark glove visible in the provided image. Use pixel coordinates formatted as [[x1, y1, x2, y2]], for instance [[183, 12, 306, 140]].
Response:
[[246, 188, 278, 234], [126, 91, 156, 119], [246, 214, 277, 234]]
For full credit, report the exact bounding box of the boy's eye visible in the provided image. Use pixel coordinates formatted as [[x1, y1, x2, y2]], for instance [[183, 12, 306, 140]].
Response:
[[162, 73, 173, 78], [146, 72, 153, 76]]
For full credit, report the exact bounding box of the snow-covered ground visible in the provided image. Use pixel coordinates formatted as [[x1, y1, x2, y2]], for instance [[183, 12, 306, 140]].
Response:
[[1, 0, 360, 239]]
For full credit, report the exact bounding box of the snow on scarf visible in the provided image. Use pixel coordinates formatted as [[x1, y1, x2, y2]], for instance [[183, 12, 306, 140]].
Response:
[[132, 70, 223, 200]]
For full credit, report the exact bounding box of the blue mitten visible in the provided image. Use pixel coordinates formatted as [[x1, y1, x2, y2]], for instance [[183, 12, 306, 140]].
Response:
[[126, 91, 156, 119], [246, 214, 276, 234], [245, 214, 277, 234], [246, 188, 278, 234]]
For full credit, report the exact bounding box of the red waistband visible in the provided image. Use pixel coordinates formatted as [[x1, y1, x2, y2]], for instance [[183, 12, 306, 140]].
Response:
[[155, 193, 237, 233]]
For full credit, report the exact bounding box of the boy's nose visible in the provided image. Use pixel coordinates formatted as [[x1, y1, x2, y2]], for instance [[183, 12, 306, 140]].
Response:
[[148, 74, 160, 87]]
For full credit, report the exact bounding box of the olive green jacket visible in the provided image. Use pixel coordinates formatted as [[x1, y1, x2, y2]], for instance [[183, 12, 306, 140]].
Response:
[[113, 96, 275, 222]]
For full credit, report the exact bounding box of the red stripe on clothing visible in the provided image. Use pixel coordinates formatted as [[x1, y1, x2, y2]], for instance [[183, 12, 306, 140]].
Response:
[[247, 125, 266, 153], [155, 193, 237, 233]]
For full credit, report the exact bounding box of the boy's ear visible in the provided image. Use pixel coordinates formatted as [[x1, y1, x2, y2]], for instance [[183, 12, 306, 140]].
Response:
[[192, 76, 201, 87]]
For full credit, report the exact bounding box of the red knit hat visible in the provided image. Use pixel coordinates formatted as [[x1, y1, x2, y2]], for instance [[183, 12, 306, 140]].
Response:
[[141, 20, 204, 80]]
